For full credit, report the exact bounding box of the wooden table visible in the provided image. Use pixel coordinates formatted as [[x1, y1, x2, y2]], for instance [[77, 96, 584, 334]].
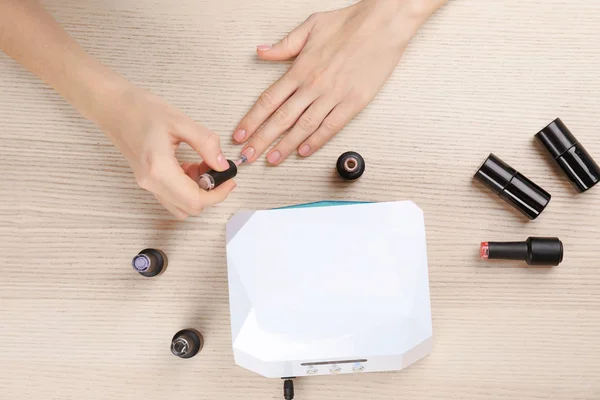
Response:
[[1, 1, 599, 399]]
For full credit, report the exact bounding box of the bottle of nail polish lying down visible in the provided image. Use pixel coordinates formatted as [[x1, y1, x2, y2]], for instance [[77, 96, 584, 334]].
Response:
[[480, 237, 563, 266]]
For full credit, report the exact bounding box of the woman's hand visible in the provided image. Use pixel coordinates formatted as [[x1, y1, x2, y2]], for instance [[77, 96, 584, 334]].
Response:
[[1, 1, 236, 220], [101, 84, 237, 220], [233, 0, 445, 164]]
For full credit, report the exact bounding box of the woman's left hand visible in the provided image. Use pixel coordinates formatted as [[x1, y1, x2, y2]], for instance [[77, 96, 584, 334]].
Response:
[[233, 0, 444, 164]]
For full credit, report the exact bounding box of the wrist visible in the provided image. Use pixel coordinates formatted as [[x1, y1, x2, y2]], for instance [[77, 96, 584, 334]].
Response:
[[361, 0, 445, 40], [67, 57, 133, 133], [85, 70, 133, 133], [404, 0, 448, 23]]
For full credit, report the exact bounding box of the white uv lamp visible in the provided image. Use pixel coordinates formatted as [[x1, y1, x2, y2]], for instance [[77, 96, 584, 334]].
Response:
[[226, 200, 432, 378]]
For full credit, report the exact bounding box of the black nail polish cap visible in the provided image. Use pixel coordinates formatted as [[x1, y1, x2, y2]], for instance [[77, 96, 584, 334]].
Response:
[[535, 118, 600, 192], [210, 160, 238, 186], [474, 154, 551, 220], [198, 160, 238, 191]]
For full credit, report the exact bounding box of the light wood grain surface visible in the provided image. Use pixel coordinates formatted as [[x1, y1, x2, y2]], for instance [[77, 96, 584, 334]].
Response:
[[1, 0, 600, 399]]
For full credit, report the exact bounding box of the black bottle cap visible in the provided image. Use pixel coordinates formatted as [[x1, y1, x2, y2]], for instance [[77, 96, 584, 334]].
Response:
[[198, 160, 238, 191], [535, 118, 577, 158], [474, 153, 517, 194], [526, 237, 563, 266], [535, 118, 600, 192], [474, 154, 551, 220]]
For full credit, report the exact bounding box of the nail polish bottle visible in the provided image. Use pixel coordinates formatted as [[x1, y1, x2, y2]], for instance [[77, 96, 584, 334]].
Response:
[[336, 151, 365, 181], [171, 329, 204, 359], [131, 248, 167, 277], [535, 118, 600, 192], [480, 237, 563, 266]]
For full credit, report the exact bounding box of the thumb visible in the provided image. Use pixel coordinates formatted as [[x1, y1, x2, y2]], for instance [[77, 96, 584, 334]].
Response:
[[178, 122, 230, 172], [257, 14, 318, 60]]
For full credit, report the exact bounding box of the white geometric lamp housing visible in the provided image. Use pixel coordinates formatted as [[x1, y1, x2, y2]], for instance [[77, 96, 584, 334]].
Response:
[[226, 201, 432, 378]]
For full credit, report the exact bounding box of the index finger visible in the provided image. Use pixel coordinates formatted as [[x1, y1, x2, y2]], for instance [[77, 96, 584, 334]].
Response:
[[233, 74, 298, 144], [181, 162, 211, 182]]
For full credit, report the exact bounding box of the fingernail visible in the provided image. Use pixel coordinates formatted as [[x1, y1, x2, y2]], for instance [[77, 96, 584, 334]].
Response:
[[299, 144, 311, 156], [233, 129, 246, 142], [242, 146, 255, 161], [257, 44, 272, 51], [217, 154, 230, 169], [267, 150, 281, 164]]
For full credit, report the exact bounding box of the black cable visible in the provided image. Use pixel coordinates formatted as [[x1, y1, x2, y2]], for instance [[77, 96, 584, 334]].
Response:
[[283, 379, 294, 400]]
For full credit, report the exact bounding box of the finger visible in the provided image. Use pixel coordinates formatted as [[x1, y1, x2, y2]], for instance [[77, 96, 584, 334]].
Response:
[[159, 158, 237, 213], [178, 122, 230, 172], [298, 102, 358, 156], [182, 162, 211, 182], [233, 75, 298, 145], [198, 179, 238, 207], [242, 89, 316, 162], [181, 162, 235, 203], [153, 194, 188, 220], [266, 97, 339, 164], [181, 162, 192, 174], [256, 14, 318, 61], [153, 158, 209, 216]]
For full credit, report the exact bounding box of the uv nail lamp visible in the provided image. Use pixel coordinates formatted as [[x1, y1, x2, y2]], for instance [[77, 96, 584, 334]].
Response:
[[226, 201, 432, 378]]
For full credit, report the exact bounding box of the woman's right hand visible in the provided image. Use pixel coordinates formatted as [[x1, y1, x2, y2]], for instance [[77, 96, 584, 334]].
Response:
[[1, 1, 236, 220], [100, 84, 237, 220]]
